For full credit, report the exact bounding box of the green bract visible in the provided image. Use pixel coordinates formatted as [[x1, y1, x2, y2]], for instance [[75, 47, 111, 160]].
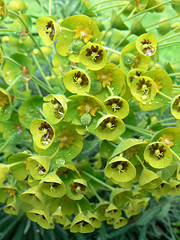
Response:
[[136, 33, 157, 56], [120, 43, 151, 75], [67, 178, 88, 200], [104, 157, 136, 183], [0, 88, 12, 121], [27, 208, 51, 229], [43, 94, 67, 124], [70, 213, 94, 233], [171, 95, 180, 119], [139, 168, 162, 189], [36, 17, 60, 46], [130, 76, 157, 102], [0, 163, 9, 184], [56, 15, 101, 59], [144, 142, 173, 168], [19, 186, 44, 209], [18, 96, 43, 129], [157, 18, 171, 35], [104, 96, 129, 119], [95, 114, 126, 141], [40, 172, 66, 198], [8, 152, 30, 181], [28, 155, 50, 180], [127, 68, 146, 87], [79, 43, 108, 70], [63, 70, 90, 94], [2, 53, 35, 87], [110, 10, 128, 30], [0, 0, 7, 22], [30, 119, 55, 149], [140, 70, 172, 111]]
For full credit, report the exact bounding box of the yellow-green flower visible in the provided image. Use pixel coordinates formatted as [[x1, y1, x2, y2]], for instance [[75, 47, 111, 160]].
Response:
[[74, 24, 93, 44]]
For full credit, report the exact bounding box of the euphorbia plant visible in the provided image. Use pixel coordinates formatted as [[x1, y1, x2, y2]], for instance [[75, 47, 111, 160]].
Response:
[[0, 0, 180, 236]]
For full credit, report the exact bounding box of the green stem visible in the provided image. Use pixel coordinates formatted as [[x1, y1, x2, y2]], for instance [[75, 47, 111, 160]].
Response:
[[3, 56, 21, 67], [31, 76, 55, 94], [158, 32, 180, 43], [162, 123, 177, 126], [89, 183, 103, 202], [0, 29, 21, 32], [158, 117, 175, 123], [162, 25, 180, 39], [126, 124, 153, 138], [83, 171, 115, 191], [31, 53, 52, 89], [125, 0, 171, 21], [114, 32, 131, 50], [171, 149, 180, 162], [103, 46, 121, 55], [169, 72, 180, 77], [35, 83, 43, 96], [157, 91, 172, 101], [0, 133, 16, 152], [49, 0, 52, 16], [6, 75, 22, 92], [38, 108, 47, 119], [9, 161, 23, 168], [158, 41, 180, 49], [101, 26, 111, 40], [90, 0, 128, 9], [135, 154, 145, 169], [146, 15, 179, 29], [77, 203, 82, 213], [106, 85, 114, 95], [94, 3, 128, 13], [8, 10, 61, 87]]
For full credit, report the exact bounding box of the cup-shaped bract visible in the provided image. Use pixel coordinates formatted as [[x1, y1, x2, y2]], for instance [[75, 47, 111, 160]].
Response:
[[120, 43, 151, 75], [144, 142, 173, 168], [168, 179, 180, 195], [28, 155, 50, 180], [56, 162, 80, 184], [152, 181, 171, 199], [19, 186, 44, 209], [40, 172, 66, 198], [8, 0, 27, 14], [127, 68, 146, 87], [136, 33, 157, 57], [70, 213, 94, 233], [131, 19, 146, 36], [140, 70, 172, 111], [104, 157, 136, 183], [105, 203, 122, 218], [36, 17, 60, 46], [2, 53, 35, 87], [130, 0, 149, 10], [0, 186, 17, 203], [43, 94, 67, 125], [0, 0, 7, 22], [67, 178, 88, 200], [157, 18, 171, 35], [95, 114, 126, 141], [18, 96, 43, 129], [110, 188, 133, 208], [171, 0, 180, 15], [113, 217, 128, 229], [8, 152, 31, 181], [104, 96, 129, 119], [80, 43, 107, 70], [0, 88, 12, 121], [87, 212, 101, 229], [139, 168, 162, 189], [30, 119, 55, 149], [0, 163, 9, 184], [56, 15, 101, 58], [3, 201, 20, 215], [27, 208, 51, 229], [130, 76, 157, 102], [63, 70, 90, 94], [110, 10, 129, 30], [95, 201, 109, 221], [171, 95, 180, 119], [52, 208, 66, 225]]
